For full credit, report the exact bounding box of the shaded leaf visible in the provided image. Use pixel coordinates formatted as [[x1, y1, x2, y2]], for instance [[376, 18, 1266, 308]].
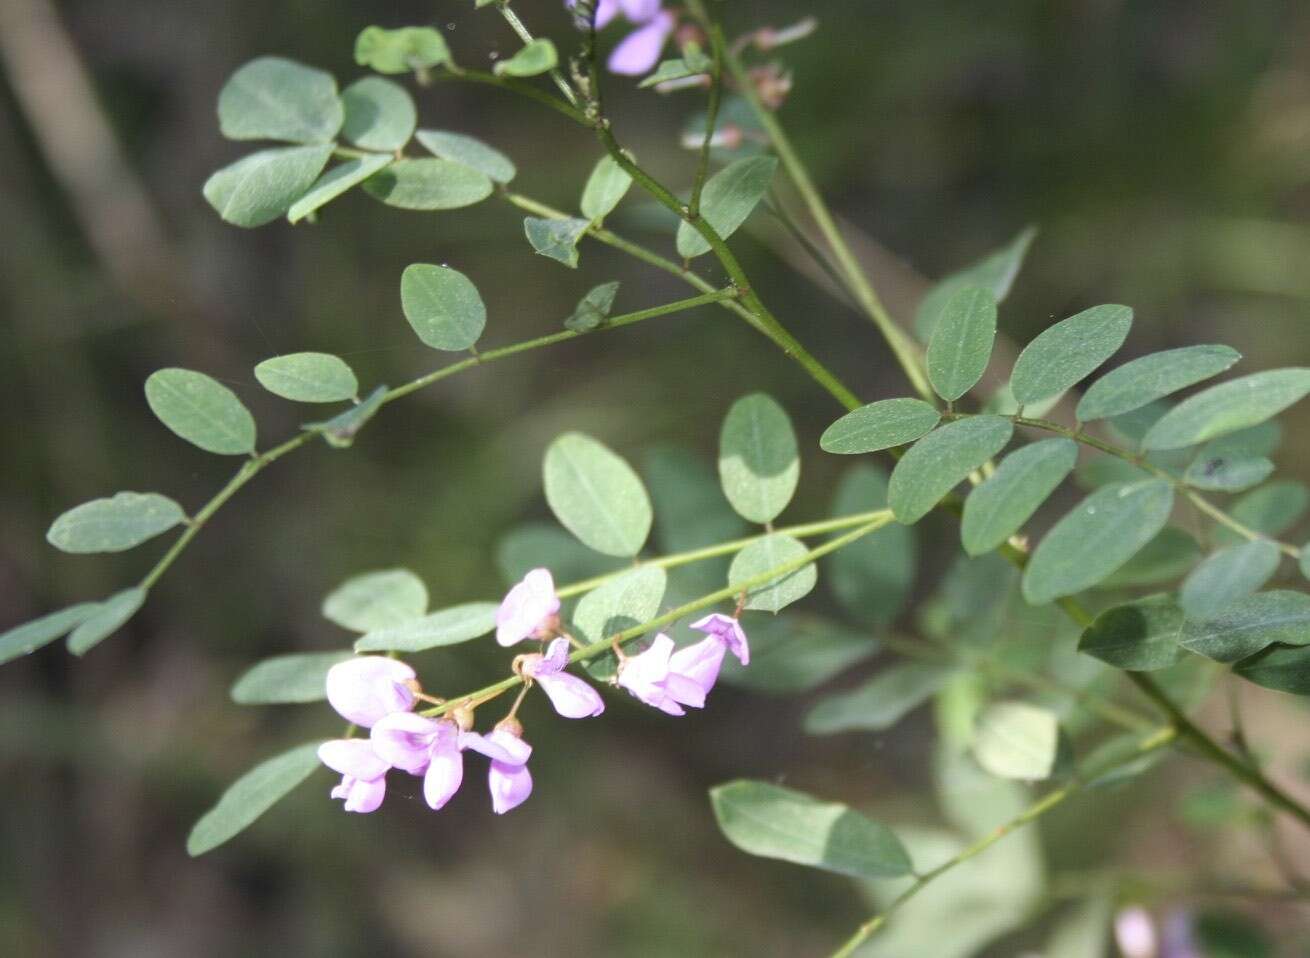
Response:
[[496, 522, 622, 586], [1180, 540, 1281, 620], [1234, 643, 1310, 695], [819, 398, 941, 455], [543, 433, 652, 557], [524, 216, 589, 268], [710, 780, 913, 879], [888, 416, 1014, 524], [254, 352, 358, 403], [1142, 369, 1310, 451], [564, 281, 621, 332], [362, 158, 493, 210], [322, 568, 427, 633], [231, 651, 354, 704], [0, 603, 99, 667], [47, 492, 185, 554], [415, 129, 516, 184], [805, 662, 953, 735], [579, 154, 632, 221], [1215, 480, 1308, 545], [718, 614, 879, 695], [354, 603, 499, 653], [187, 742, 323, 856], [1180, 590, 1310, 663], [67, 588, 147, 656], [914, 226, 1036, 340], [1076, 344, 1241, 422], [718, 393, 800, 524], [217, 57, 341, 144], [1097, 526, 1200, 588], [400, 263, 486, 351], [340, 76, 416, 152], [926, 286, 997, 402], [145, 369, 257, 455], [643, 445, 746, 554], [677, 156, 778, 258], [204, 144, 333, 228], [828, 464, 915, 626], [961, 438, 1077, 556], [728, 534, 816, 613], [287, 154, 393, 223], [1009, 304, 1133, 407], [1077, 594, 1185, 671], [302, 384, 387, 448]]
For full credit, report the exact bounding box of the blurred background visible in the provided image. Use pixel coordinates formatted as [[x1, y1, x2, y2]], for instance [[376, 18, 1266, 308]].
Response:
[[3, 0, 1310, 954]]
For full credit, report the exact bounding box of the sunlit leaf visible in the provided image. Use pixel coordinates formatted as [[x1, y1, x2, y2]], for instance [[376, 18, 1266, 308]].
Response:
[[676, 156, 778, 258], [254, 352, 358, 403], [145, 368, 257, 455], [400, 263, 486, 351], [1179, 540, 1281, 620], [888, 416, 1014, 524], [728, 533, 816, 613], [1180, 590, 1310, 663], [960, 438, 1077, 556], [972, 701, 1059, 780], [187, 742, 323, 856], [1142, 369, 1310, 451], [544, 433, 652, 557], [718, 393, 800, 524], [819, 398, 941, 455], [362, 158, 493, 210], [573, 566, 667, 680], [340, 76, 416, 152], [805, 662, 953, 735], [354, 603, 499, 652], [1077, 594, 1185, 671], [354, 25, 450, 74], [494, 38, 558, 76], [710, 780, 913, 879], [1076, 344, 1241, 422], [47, 492, 185, 554], [415, 129, 516, 184], [217, 57, 341, 144], [1009, 305, 1133, 407], [926, 286, 997, 402], [67, 588, 147, 656], [230, 651, 354, 704], [322, 568, 428, 633], [204, 144, 334, 228], [287, 154, 393, 224], [524, 216, 589, 268], [579, 154, 632, 221]]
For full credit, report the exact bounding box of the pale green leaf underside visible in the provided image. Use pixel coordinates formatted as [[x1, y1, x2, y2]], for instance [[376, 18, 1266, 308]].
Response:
[[362, 158, 493, 210], [493, 38, 558, 77], [0, 603, 99, 666], [579, 154, 633, 221], [67, 587, 147, 656], [145, 368, 257, 455], [254, 352, 358, 403], [888, 416, 1014, 524], [287, 154, 393, 223], [230, 650, 355, 704], [1076, 344, 1241, 422], [204, 144, 333, 228], [972, 701, 1059, 780], [47, 491, 185, 554], [340, 76, 416, 152], [187, 741, 324, 856], [354, 602, 499, 652], [728, 533, 816, 613], [400, 263, 487, 351], [415, 129, 516, 184], [322, 568, 428, 633], [1142, 369, 1310, 451], [354, 25, 450, 74], [543, 432, 652, 557], [820, 398, 941, 455], [719, 392, 800, 524], [524, 216, 589, 268], [218, 56, 342, 144]]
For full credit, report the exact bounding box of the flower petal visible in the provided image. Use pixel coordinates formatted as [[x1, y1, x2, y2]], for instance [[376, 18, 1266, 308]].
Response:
[[343, 775, 387, 813], [461, 728, 533, 766], [489, 760, 533, 814], [607, 11, 674, 75], [663, 672, 707, 709], [496, 568, 561, 646], [371, 712, 444, 773], [423, 746, 464, 810], [670, 635, 725, 698], [325, 656, 416, 727], [318, 739, 389, 781], [619, 0, 661, 23], [536, 671, 606, 718], [690, 613, 750, 665]]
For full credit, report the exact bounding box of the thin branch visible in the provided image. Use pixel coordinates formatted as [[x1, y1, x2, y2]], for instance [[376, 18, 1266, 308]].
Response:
[[493, 0, 580, 108], [688, 18, 726, 218]]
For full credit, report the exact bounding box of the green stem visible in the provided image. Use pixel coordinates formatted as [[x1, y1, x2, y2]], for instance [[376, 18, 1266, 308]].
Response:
[[687, 21, 725, 219], [493, 0, 580, 108], [419, 518, 891, 718], [134, 290, 732, 594], [829, 725, 1181, 958], [438, 65, 587, 124]]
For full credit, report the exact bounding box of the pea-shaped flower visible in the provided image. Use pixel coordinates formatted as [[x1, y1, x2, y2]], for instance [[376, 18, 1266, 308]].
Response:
[[371, 712, 466, 811], [464, 726, 534, 815], [617, 619, 751, 716], [318, 739, 390, 813], [495, 568, 561, 646], [325, 656, 417, 728], [521, 637, 605, 718]]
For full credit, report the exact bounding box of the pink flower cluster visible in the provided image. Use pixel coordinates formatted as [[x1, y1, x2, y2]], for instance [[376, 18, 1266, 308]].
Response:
[[318, 567, 749, 816]]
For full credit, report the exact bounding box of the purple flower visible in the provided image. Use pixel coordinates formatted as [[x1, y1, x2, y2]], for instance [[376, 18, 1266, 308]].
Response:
[[496, 568, 561, 647], [371, 712, 466, 810], [616, 633, 711, 715], [463, 727, 534, 814], [521, 637, 605, 718], [689, 613, 751, 666], [319, 739, 390, 813], [566, 0, 675, 76], [325, 656, 416, 728]]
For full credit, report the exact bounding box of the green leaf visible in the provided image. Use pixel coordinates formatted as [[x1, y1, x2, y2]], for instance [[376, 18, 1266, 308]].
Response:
[[1180, 540, 1281, 620], [676, 156, 778, 258], [828, 464, 915, 626], [1076, 345, 1241, 422], [564, 281, 621, 332], [1216, 480, 1309, 545], [230, 651, 354, 704], [0, 603, 99, 666], [579, 155, 633, 221], [46, 492, 185, 554], [145, 368, 257, 455], [354, 26, 450, 74], [339, 77, 416, 152], [204, 144, 334, 228], [1142, 369, 1310, 451], [972, 701, 1060, 780], [805, 662, 953, 735], [287, 154, 393, 223], [718, 614, 879, 695], [1184, 452, 1273, 493], [493, 38, 558, 77], [1009, 305, 1133, 407], [643, 445, 747, 554], [187, 742, 323, 856], [524, 216, 590, 268], [543, 433, 652, 557], [302, 384, 387, 448], [573, 566, 667, 680], [728, 533, 816, 613], [1234, 643, 1310, 695], [362, 158, 493, 210], [718, 393, 800, 524], [254, 352, 358, 403], [353, 602, 499, 653], [496, 522, 622, 585], [399, 264, 486, 351], [322, 568, 428, 633], [1077, 594, 1186, 671], [819, 398, 941, 455], [925, 286, 997, 402], [1180, 590, 1310, 663], [67, 587, 147, 656], [888, 416, 1014, 524], [1097, 526, 1200, 588], [217, 57, 342, 144], [914, 227, 1036, 340], [961, 438, 1077, 556], [414, 129, 516, 184], [710, 780, 913, 879], [1022, 480, 1174, 604]]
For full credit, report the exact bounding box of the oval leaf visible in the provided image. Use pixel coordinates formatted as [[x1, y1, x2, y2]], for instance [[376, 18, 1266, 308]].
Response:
[[400, 264, 486, 351], [1022, 480, 1175, 604], [493, 38, 558, 77], [1179, 540, 1281, 621], [1142, 369, 1310, 451], [677, 156, 778, 258], [0, 602, 99, 666], [719, 393, 800, 524], [1180, 590, 1310, 663], [354, 602, 499, 652], [580, 154, 633, 221], [1077, 345, 1241, 422], [287, 154, 394, 223], [710, 780, 913, 879], [728, 533, 816, 613], [187, 742, 323, 856], [1010, 304, 1133, 407], [926, 286, 998, 402], [972, 701, 1059, 780], [340, 76, 416, 152], [354, 25, 450, 74], [544, 433, 652, 557], [805, 662, 953, 735], [415, 129, 516, 184], [914, 226, 1036, 340], [47, 492, 185, 554], [888, 416, 1014, 524], [204, 144, 334, 228], [67, 587, 147, 656], [574, 566, 668, 680], [961, 438, 1077, 556], [254, 352, 358, 403], [1234, 644, 1310, 696], [231, 651, 355, 704], [218, 57, 342, 144], [1077, 594, 1186, 671], [145, 368, 257, 455], [820, 398, 941, 456], [322, 568, 428, 633], [362, 158, 493, 210]]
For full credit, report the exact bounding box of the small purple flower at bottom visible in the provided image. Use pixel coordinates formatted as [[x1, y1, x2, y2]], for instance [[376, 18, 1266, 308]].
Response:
[[325, 656, 417, 728], [496, 568, 561, 647], [689, 613, 750, 666], [371, 712, 466, 810], [463, 727, 534, 814], [319, 739, 390, 813], [521, 637, 605, 718]]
